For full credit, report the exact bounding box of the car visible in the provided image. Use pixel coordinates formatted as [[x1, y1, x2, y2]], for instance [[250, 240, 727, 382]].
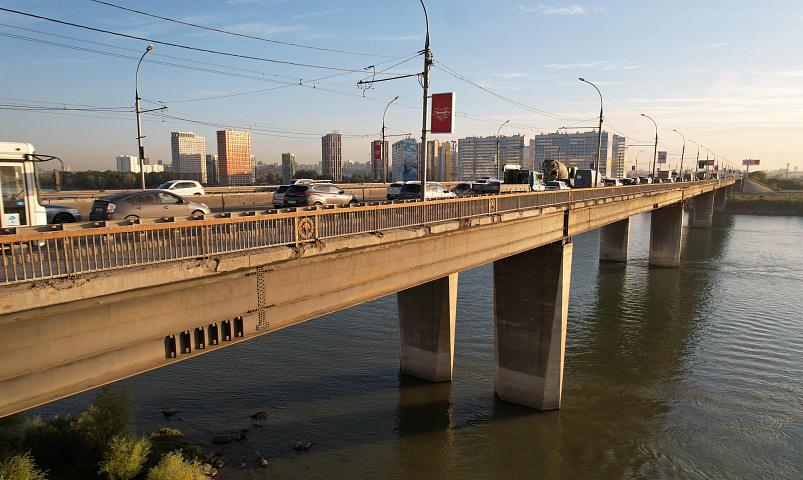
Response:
[[386, 181, 406, 200], [604, 178, 623, 187], [639, 177, 653, 184], [451, 182, 477, 196], [663, 177, 675, 183], [273, 185, 290, 207], [156, 180, 205, 196], [45, 204, 82, 224], [620, 178, 635, 186], [531, 180, 547, 192], [397, 181, 457, 200], [283, 183, 358, 207], [545, 180, 571, 191], [653, 178, 664, 183], [88, 190, 211, 221]]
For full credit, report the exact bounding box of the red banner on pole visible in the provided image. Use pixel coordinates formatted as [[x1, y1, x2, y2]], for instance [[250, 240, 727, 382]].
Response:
[[431, 92, 455, 134], [373, 144, 382, 160]]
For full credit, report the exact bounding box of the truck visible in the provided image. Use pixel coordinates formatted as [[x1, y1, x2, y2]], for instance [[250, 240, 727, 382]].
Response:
[[573, 169, 599, 188], [0, 142, 55, 229], [472, 165, 541, 194]]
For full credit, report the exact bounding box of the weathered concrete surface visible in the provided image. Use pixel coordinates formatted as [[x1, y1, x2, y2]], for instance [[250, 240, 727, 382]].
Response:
[[649, 203, 684, 267], [397, 274, 458, 382], [693, 191, 715, 228], [599, 218, 630, 262], [714, 187, 727, 212], [494, 241, 572, 410], [0, 180, 735, 416]]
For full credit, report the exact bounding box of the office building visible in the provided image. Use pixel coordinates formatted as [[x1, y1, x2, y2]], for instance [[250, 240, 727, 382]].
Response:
[[457, 135, 527, 181], [322, 132, 342, 181], [205, 154, 219, 185], [610, 134, 627, 179], [282, 153, 295, 184], [170, 132, 206, 183], [217, 130, 252, 186], [425, 139, 442, 181], [116, 155, 139, 173]]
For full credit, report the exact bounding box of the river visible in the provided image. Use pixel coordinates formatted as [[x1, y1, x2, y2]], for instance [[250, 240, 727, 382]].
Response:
[[33, 212, 803, 479]]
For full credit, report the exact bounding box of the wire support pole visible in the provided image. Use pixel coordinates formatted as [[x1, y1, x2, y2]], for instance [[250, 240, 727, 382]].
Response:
[[135, 44, 153, 190], [673, 129, 685, 180], [580, 78, 603, 185], [419, 0, 431, 202], [641, 113, 658, 178]]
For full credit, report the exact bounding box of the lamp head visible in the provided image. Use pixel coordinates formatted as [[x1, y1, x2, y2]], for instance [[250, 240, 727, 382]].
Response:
[[146, 45, 153, 51], [394, 96, 399, 100]]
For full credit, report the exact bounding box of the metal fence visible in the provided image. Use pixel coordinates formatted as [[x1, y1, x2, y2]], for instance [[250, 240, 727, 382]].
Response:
[[1, 180, 728, 285]]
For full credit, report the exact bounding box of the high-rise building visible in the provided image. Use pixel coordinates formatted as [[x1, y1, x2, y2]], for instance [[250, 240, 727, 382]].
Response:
[[611, 134, 627, 179], [370, 140, 388, 182], [439, 141, 460, 182], [116, 155, 139, 173], [425, 140, 442, 181], [282, 152, 295, 184], [170, 132, 206, 183], [205, 154, 219, 185], [530, 131, 609, 176], [322, 132, 342, 181], [217, 130, 252, 186], [392, 137, 419, 182], [456, 135, 528, 181]]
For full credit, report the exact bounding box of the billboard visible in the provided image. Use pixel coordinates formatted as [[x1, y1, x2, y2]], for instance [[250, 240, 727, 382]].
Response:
[[373, 143, 382, 160], [658, 151, 667, 164], [401, 141, 418, 182], [742, 159, 760, 166], [430, 92, 455, 134], [707, 160, 715, 166], [698, 161, 707, 169]]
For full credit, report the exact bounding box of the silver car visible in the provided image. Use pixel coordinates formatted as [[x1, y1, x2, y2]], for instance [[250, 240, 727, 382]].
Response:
[[273, 185, 290, 208], [283, 183, 358, 207], [89, 190, 211, 221], [44, 204, 82, 224]]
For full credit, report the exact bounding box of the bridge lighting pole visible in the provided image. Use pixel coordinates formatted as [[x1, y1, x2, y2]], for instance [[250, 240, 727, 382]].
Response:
[[419, 0, 431, 202], [634, 150, 643, 177], [701, 145, 711, 177], [580, 78, 603, 185], [673, 129, 685, 181], [496, 119, 509, 179], [135, 45, 153, 190], [641, 113, 658, 178], [382, 96, 399, 183], [688, 139, 700, 180]]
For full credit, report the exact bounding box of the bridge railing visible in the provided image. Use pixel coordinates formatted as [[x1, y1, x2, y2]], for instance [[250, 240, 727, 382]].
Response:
[[0, 180, 729, 285]]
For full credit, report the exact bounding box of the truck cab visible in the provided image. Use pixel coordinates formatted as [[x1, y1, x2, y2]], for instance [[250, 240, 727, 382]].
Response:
[[0, 142, 48, 228]]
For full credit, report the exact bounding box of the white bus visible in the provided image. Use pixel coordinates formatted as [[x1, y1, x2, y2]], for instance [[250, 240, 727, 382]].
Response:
[[0, 142, 49, 228]]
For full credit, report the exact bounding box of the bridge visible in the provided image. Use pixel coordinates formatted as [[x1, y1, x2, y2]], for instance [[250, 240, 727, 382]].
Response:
[[0, 179, 736, 417]]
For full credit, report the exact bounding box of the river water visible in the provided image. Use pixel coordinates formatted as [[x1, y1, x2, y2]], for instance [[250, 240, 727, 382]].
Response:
[[33, 212, 803, 479]]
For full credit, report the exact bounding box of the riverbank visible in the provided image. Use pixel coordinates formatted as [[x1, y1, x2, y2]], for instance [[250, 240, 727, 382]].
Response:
[[725, 194, 803, 216]]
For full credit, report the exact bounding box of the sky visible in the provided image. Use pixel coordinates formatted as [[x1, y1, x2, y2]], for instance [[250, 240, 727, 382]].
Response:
[[1, 0, 802, 173]]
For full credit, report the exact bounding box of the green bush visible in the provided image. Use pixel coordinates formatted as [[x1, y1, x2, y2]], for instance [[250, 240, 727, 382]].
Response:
[[0, 451, 47, 480], [146, 452, 206, 480], [98, 436, 150, 480], [145, 429, 207, 471]]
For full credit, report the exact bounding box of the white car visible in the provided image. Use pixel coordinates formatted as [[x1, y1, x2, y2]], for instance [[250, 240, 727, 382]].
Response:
[[156, 180, 205, 196], [386, 181, 406, 200], [545, 180, 571, 191], [398, 181, 457, 200]]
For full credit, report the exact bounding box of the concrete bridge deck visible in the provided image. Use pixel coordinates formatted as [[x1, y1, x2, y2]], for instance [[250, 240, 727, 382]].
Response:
[[0, 179, 736, 417]]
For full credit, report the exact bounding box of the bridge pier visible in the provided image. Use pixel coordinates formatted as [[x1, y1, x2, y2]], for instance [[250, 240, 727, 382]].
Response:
[[493, 240, 572, 410], [649, 203, 684, 267], [397, 274, 458, 382], [599, 218, 630, 263], [692, 191, 715, 228], [714, 187, 727, 212]]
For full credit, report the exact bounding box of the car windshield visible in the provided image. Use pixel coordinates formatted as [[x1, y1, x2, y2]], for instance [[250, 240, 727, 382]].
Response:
[[157, 182, 176, 189], [547, 181, 561, 187], [276, 185, 290, 193], [390, 183, 404, 188], [401, 184, 421, 193], [285, 185, 308, 194]]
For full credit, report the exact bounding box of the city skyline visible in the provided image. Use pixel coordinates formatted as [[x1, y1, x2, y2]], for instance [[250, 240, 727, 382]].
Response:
[[1, 1, 801, 173]]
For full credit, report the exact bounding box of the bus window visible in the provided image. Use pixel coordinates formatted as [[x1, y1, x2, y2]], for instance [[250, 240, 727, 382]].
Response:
[[1, 165, 28, 227]]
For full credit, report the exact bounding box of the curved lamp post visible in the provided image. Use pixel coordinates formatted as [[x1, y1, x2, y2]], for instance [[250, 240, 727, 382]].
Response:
[[419, 0, 431, 201], [688, 139, 700, 180], [382, 96, 399, 183], [580, 78, 603, 185], [634, 149, 643, 177], [135, 45, 154, 190], [641, 113, 658, 177], [672, 129, 685, 181], [496, 119, 509, 179], [701, 145, 712, 177]]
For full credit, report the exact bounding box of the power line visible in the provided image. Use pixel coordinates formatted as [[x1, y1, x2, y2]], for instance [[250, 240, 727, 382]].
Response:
[[89, 0, 418, 60], [0, 7, 413, 75]]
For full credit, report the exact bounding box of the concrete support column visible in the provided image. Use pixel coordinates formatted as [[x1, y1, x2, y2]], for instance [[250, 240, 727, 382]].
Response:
[[494, 240, 572, 410], [599, 218, 630, 263], [397, 274, 458, 382], [692, 191, 715, 228], [714, 187, 727, 212], [649, 203, 684, 268]]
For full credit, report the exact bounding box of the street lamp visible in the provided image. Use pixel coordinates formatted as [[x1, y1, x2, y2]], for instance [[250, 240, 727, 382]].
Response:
[[634, 149, 643, 177], [673, 129, 685, 181], [689, 139, 700, 181], [701, 145, 712, 177], [382, 96, 399, 183], [418, 0, 431, 202], [135, 44, 153, 190], [580, 78, 603, 186], [641, 113, 658, 177], [496, 119, 509, 179]]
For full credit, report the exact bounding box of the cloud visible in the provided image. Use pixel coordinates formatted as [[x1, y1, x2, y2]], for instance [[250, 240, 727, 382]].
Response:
[[518, 4, 603, 15], [693, 43, 728, 50]]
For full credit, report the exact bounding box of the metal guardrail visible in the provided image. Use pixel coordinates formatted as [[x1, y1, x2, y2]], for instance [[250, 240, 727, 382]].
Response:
[[1, 180, 729, 285]]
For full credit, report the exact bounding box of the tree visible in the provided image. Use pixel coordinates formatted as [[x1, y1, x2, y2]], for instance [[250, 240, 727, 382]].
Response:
[[98, 436, 150, 480]]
